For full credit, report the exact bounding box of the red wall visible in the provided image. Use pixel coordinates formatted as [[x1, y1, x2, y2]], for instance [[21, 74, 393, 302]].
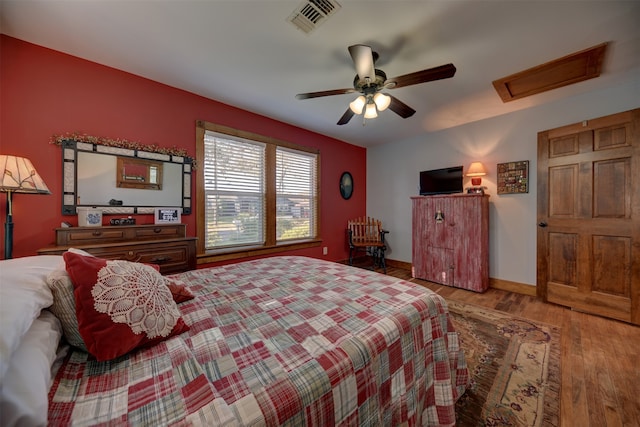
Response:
[[0, 35, 366, 261]]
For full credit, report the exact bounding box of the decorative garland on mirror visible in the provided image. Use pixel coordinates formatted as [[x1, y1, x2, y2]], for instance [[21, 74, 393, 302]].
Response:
[[50, 132, 190, 158]]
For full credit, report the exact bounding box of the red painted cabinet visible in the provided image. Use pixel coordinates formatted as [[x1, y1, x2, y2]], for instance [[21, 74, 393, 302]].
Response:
[[411, 194, 489, 292]]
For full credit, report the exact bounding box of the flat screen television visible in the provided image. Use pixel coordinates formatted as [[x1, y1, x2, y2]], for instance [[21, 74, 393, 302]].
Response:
[[419, 165, 464, 195]]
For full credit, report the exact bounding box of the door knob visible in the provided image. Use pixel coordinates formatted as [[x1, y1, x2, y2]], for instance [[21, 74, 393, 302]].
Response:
[[538, 221, 548, 228]]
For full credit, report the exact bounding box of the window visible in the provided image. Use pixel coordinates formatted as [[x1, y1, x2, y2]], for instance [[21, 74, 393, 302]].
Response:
[[196, 121, 320, 262], [203, 133, 265, 248], [276, 147, 317, 241]]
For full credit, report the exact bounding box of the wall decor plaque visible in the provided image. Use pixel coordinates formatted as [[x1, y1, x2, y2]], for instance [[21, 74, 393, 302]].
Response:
[[497, 160, 529, 194]]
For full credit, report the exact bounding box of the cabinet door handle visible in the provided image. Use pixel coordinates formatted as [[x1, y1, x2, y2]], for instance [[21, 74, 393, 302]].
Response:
[[126, 251, 141, 262], [538, 221, 548, 228]]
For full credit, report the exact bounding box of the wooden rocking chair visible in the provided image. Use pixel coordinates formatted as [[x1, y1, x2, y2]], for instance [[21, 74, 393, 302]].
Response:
[[347, 216, 388, 273]]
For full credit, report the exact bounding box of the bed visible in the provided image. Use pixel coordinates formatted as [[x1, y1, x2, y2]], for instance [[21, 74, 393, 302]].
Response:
[[0, 253, 468, 426]]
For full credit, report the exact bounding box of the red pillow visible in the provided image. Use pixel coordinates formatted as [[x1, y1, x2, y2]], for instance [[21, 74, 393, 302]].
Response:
[[167, 279, 195, 303], [143, 264, 194, 303], [63, 252, 190, 361], [67, 249, 193, 304]]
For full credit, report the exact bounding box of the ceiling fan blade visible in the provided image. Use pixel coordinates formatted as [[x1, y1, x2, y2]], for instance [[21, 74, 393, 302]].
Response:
[[337, 108, 355, 125], [348, 44, 376, 81], [387, 95, 416, 118], [385, 63, 456, 89], [295, 88, 355, 100]]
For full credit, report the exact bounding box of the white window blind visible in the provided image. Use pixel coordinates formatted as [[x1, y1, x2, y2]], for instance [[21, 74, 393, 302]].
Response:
[[276, 147, 318, 241], [203, 131, 265, 249]]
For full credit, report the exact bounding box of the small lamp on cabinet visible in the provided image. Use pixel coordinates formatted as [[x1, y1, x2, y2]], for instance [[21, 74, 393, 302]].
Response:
[[0, 155, 51, 259], [466, 161, 487, 194]]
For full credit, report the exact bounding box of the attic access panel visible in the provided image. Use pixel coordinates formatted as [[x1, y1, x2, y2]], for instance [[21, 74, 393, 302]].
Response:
[[492, 43, 607, 102]]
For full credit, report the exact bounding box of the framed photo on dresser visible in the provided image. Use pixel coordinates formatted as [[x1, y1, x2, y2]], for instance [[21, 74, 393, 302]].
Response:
[[154, 207, 182, 224]]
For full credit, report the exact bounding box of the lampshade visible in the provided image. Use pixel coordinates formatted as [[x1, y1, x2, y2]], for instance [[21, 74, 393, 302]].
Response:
[[364, 102, 378, 119], [466, 162, 487, 177], [349, 96, 366, 114], [466, 161, 487, 187], [373, 93, 391, 111], [0, 155, 51, 194], [2, 155, 50, 259]]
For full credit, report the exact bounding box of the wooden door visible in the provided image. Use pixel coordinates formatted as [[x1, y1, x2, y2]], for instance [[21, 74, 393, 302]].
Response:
[[537, 109, 640, 324], [411, 197, 427, 280], [453, 195, 490, 292], [412, 196, 454, 284], [428, 195, 454, 285]]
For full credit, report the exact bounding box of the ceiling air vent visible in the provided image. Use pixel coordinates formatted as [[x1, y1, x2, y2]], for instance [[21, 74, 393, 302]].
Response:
[[287, 0, 341, 34]]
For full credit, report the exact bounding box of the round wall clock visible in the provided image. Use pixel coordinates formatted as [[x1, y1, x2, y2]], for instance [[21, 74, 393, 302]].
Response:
[[340, 172, 353, 200]]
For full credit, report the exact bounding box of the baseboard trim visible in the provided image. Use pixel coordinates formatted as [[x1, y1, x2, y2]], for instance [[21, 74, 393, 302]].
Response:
[[384, 258, 537, 297], [338, 257, 412, 270], [489, 278, 537, 296], [385, 258, 412, 270]]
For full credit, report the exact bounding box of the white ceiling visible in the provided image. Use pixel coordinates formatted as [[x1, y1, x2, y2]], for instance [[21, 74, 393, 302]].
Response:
[[1, 0, 639, 147]]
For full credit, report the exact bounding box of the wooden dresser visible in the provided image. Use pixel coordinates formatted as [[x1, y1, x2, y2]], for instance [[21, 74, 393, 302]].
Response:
[[37, 224, 196, 274], [411, 194, 489, 292]]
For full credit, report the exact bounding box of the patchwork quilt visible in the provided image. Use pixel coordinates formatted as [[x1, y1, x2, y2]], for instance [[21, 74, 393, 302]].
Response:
[[48, 256, 468, 426]]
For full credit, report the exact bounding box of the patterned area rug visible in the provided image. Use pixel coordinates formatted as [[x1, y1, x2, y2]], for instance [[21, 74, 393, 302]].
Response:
[[448, 300, 561, 426]]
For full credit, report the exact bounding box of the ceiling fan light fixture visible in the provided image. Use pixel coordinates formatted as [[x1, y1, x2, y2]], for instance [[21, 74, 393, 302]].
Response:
[[349, 95, 366, 114], [373, 93, 391, 111], [295, 44, 456, 125], [364, 102, 378, 119]]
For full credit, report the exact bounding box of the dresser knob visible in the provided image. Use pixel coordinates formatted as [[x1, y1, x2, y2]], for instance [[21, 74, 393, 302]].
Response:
[[153, 227, 162, 233], [128, 251, 134, 256], [92, 231, 102, 236]]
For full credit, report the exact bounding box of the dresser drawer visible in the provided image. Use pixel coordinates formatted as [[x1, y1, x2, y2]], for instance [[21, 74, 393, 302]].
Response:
[[57, 228, 127, 245], [39, 235, 197, 274], [73, 239, 196, 274], [134, 225, 184, 239], [54, 224, 187, 246], [119, 246, 191, 274]]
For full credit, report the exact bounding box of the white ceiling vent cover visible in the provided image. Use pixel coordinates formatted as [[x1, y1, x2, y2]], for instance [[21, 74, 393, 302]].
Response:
[[287, 0, 341, 34]]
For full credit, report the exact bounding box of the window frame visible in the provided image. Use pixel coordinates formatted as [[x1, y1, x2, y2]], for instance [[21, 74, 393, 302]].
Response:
[[196, 121, 321, 264]]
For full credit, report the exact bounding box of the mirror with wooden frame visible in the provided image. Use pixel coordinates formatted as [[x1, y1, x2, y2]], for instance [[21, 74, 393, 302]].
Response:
[[61, 139, 192, 215]]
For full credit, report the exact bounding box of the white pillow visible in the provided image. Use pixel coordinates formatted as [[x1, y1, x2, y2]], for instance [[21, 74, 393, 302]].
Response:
[[0, 310, 62, 427], [0, 255, 62, 381]]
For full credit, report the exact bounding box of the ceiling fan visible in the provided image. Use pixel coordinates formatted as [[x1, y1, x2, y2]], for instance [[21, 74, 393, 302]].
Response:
[[295, 44, 456, 125]]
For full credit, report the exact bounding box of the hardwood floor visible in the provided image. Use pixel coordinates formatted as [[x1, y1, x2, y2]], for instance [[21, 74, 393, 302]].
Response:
[[348, 261, 640, 426]]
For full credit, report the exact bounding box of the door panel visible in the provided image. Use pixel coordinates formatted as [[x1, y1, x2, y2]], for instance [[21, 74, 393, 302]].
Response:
[[426, 247, 454, 286], [548, 232, 577, 287], [592, 235, 631, 296], [549, 164, 578, 217], [430, 197, 453, 246], [594, 124, 630, 150], [537, 109, 640, 325], [549, 134, 579, 157], [593, 158, 631, 218]]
